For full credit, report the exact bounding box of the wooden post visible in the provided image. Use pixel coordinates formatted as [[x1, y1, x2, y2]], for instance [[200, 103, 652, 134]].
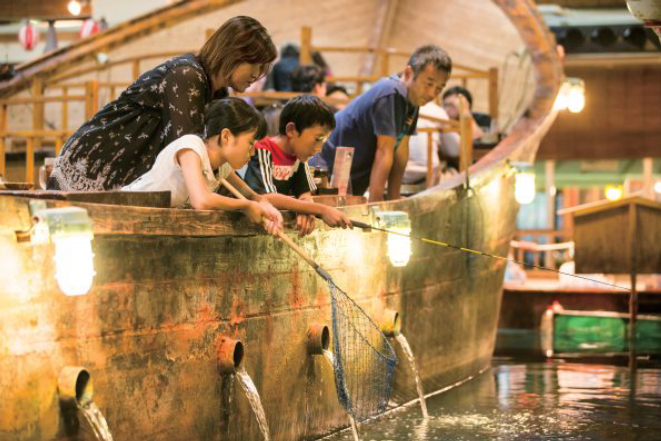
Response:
[[26, 137, 35, 183], [61, 86, 69, 132], [380, 51, 390, 78], [459, 101, 473, 173], [426, 130, 434, 187], [0, 104, 5, 178], [488, 67, 499, 123], [32, 78, 45, 153], [55, 136, 64, 157], [545, 160, 556, 269], [85, 81, 100, 119], [133, 59, 141, 80], [642, 157, 653, 199], [300, 26, 312, 64], [628, 202, 638, 371]]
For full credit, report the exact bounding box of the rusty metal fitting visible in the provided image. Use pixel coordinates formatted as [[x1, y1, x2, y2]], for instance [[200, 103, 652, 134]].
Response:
[[217, 336, 244, 374], [380, 308, 401, 338], [307, 323, 330, 355], [57, 366, 93, 408]]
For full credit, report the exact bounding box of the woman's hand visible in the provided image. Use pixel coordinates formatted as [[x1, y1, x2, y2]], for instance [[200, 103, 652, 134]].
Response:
[[320, 206, 353, 229]]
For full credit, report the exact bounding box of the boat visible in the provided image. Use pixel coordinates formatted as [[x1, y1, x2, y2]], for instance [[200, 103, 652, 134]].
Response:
[[0, 0, 562, 439]]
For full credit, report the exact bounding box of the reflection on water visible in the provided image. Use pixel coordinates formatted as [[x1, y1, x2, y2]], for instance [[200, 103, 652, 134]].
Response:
[[322, 359, 661, 440]]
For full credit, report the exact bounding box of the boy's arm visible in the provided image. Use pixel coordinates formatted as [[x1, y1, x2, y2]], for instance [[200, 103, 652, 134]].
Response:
[[368, 135, 396, 202], [387, 135, 409, 201]]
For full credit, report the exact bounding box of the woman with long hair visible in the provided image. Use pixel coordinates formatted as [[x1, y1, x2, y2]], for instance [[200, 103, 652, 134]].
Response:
[[49, 16, 277, 191]]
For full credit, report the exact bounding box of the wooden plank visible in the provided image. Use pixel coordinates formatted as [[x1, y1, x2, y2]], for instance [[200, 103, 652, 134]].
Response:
[[0, 1, 91, 20], [0, 190, 171, 208], [426, 131, 434, 187], [488, 67, 499, 121], [0, 95, 86, 105], [459, 103, 473, 172]]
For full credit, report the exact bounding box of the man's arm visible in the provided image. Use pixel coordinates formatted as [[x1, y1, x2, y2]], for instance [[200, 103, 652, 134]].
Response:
[[368, 135, 396, 202], [387, 135, 409, 201]]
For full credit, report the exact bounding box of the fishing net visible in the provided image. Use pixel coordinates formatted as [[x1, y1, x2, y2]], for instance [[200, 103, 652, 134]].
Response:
[[320, 270, 397, 421]]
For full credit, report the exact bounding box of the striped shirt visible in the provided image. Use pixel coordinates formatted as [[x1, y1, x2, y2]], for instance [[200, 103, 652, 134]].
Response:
[[243, 137, 316, 197]]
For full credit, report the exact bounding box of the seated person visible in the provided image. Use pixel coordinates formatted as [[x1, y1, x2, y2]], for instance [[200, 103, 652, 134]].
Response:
[[122, 98, 283, 236], [318, 45, 452, 201], [243, 95, 352, 236], [403, 100, 460, 185], [291, 64, 327, 97], [264, 43, 300, 91], [441, 86, 492, 139], [326, 84, 350, 111]]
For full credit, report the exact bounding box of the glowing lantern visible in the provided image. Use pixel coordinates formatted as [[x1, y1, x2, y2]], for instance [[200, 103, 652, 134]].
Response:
[[605, 185, 623, 201], [655, 181, 661, 194], [67, 0, 82, 16], [79, 18, 100, 39], [18, 21, 40, 51], [378, 211, 412, 267], [515, 172, 536, 205], [31, 207, 96, 296], [553, 81, 570, 111], [553, 78, 585, 113]]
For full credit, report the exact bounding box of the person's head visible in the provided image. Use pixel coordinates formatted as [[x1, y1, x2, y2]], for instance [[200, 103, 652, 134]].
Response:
[[442, 86, 472, 120], [203, 97, 267, 169], [198, 16, 277, 93], [280, 43, 300, 59], [291, 64, 327, 96], [401, 45, 452, 107], [279, 95, 335, 162], [326, 84, 350, 108]]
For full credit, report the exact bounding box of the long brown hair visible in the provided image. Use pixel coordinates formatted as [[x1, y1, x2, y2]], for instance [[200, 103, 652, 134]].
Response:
[[198, 16, 277, 83]]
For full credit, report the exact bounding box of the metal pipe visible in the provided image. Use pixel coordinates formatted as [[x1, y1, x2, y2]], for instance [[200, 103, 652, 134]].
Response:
[[380, 308, 401, 338], [307, 323, 330, 355], [217, 336, 244, 375], [57, 366, 93, 409]]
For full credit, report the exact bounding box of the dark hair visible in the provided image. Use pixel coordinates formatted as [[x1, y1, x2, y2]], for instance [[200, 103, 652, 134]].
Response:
[[311, 51, 329, 74], [198, 16, 277, 83], [442, 86, 473, 108], [408, 45, 452, 77], [291, 64, 325, 93], [203, 97, 267, 141], [262, 103, 284, 137], [326, 83, 349, 97], [279, 95, 335, 135], [280, 43, 300, 59]]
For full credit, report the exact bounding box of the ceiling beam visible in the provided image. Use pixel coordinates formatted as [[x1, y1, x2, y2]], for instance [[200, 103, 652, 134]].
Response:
[[359, 0, 400, 76], [535, 0, 627, 8], [0, 1, 91, 21]]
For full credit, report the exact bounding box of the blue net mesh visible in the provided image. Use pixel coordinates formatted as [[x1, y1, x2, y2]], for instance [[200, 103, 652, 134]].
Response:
[[327, 279, 397, 421]]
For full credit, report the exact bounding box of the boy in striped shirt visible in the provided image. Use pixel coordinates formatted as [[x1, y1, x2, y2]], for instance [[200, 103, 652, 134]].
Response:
[[243, 96, 352, 236]]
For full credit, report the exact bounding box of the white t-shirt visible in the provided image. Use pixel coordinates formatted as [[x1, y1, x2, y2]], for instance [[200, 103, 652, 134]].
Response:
[[122, 134, 233, 207], [404, 102, 460, 184]]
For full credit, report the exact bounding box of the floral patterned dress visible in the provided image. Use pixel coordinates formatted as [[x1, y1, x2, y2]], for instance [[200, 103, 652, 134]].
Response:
[[48, 53, 227, 191]]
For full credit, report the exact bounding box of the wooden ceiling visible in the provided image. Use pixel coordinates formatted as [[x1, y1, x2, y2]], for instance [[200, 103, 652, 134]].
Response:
[[0, 1, 91, 21], [535, 0, 627, 7]]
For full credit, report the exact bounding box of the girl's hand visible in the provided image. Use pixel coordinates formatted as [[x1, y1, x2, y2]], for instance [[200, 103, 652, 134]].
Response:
[[258, 199, 284, 232], [243, 201, 280, 237], [321, 206, 353, 229]]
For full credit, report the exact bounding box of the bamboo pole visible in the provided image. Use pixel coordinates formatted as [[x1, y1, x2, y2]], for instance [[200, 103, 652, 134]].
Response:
[[300, 26, 312, 64], [628, 202, 638, 371]]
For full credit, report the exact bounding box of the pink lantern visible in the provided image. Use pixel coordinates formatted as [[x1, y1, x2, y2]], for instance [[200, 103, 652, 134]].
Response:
[[79, 18, 100, 39], [18, 21, 40, 51]]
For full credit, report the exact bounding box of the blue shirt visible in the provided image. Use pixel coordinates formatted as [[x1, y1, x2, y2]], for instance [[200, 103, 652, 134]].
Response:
[[319, 76, 418, 196]]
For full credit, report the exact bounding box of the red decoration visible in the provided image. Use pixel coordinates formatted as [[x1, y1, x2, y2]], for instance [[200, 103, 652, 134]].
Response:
[[18, 21, 40, 51], [79, 18, 100, 39]]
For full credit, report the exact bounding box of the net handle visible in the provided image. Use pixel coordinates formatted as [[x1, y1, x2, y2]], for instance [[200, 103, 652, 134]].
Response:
[[219, 177, 321, 270]]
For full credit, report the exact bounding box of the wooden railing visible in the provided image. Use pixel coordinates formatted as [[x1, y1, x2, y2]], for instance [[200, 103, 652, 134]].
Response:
[[512, 229, 573, 272]]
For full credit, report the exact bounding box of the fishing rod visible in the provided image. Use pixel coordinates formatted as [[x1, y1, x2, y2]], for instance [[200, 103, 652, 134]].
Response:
[[349, 220, 632, 292]]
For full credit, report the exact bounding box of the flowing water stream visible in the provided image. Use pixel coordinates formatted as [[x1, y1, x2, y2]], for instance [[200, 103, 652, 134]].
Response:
[[322, 349, 361, 441], [79, 401, 114, 441], [235, 366, 271, 441], [396, 333, 429, 419]]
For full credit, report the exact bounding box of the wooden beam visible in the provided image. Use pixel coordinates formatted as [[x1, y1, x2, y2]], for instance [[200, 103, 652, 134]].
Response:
[[535, 0, 626, 7], [0, 31, 79, 44], [359, 0, 400, 77], [0, 1, 91, 20]]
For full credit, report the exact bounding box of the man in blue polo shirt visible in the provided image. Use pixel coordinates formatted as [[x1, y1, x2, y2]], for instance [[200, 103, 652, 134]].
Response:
[[319, 45, 452, 201]]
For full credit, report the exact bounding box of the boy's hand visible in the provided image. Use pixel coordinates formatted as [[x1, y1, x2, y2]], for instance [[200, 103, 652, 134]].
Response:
[[321, 206, 353, 229], [296, 214, 316, 237]]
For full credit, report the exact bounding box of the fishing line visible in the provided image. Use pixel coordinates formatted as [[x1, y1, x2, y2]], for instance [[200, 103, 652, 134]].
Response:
[[351, 221, 632, 292]]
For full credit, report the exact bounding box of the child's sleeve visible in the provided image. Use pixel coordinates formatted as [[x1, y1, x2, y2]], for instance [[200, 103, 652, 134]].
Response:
[[291, 162, 317, 198], [242, 149, 274, 194]]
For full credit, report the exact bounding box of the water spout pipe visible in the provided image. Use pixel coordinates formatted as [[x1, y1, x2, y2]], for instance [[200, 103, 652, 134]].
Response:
[[380, 309, 401, 338], [307, 324, 330, 355], [217, 336, 244, 375], [57, 366, 93, 409]]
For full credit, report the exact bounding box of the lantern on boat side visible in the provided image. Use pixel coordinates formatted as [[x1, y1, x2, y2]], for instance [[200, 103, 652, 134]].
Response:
[[377, 211, 412, 267], [18, 20, 40, 51], [31, 206, 96, 296], [605, 185, 623, 201], [553, 77, 585, 114], [513, 163, 536, 205]]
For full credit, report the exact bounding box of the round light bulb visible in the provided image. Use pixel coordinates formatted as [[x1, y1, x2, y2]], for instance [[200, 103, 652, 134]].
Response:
[[387, 227, 412, 267], [654, 181, 661, 194], [515, 172, 536, 205], [605, 185, 623, 202], [67, 0, 82, 16], [54, 235, 95, 296], [567, 86, 585, 113]]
